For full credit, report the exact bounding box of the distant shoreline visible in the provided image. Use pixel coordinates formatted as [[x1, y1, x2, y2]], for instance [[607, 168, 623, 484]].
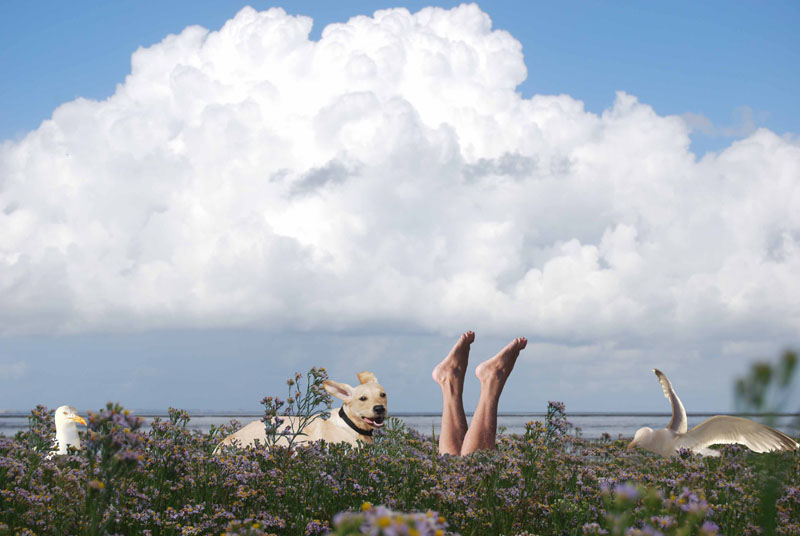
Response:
[[1, 410, 799, 418]]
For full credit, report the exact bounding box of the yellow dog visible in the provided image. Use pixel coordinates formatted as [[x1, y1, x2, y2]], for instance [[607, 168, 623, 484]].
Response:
[[216, 371, 387, 451]]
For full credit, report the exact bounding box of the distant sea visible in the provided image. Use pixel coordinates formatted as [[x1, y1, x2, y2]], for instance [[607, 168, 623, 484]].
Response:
[[1, 411, 798, 440]]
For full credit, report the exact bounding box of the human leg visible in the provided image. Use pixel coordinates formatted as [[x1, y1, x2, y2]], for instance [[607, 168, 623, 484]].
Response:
[[432, 331, 474, 455], [460, 337, 527, 455]]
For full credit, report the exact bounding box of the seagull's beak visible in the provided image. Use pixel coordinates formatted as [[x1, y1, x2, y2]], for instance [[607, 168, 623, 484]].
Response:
[[70, 415, 87, 426]]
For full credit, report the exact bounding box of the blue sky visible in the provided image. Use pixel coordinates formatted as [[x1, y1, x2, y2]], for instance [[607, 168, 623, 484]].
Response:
[[1, 1, 799, 416]]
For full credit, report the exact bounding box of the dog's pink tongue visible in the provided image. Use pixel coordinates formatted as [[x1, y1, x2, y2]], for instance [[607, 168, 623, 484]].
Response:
[[363, 417, 385, 428]]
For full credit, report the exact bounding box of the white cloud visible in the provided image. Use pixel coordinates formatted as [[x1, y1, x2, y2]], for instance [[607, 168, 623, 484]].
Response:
[[1, 4, 799, 355]]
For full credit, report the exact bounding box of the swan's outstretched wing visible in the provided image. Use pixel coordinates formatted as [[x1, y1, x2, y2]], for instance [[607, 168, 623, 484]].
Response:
[[677, 415, 799, 453], [653, 369, 687, 434]]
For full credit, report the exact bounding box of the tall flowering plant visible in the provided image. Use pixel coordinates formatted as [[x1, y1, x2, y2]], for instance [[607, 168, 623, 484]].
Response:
[[20, 404, 56, 455], [545, 400, 571, 442], [82, 402, 145, 536], [260, 367, 333, 452]]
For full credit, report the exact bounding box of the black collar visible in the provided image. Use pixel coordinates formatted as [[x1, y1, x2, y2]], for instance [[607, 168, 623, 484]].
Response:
[[338, 407, 373, 437]]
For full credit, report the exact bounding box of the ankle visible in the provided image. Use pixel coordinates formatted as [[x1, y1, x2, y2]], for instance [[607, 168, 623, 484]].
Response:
[[440, 381, 464, 397]]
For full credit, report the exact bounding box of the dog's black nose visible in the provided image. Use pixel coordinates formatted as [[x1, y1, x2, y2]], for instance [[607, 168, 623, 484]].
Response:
[[373, 405, 385, 415]]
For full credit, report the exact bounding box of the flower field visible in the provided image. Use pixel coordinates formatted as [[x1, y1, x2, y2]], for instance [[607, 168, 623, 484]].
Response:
[[1, 384, 799, 535]]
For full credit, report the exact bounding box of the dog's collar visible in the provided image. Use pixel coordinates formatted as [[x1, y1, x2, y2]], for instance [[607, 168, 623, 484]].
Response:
[[338, 407, 373, 437]]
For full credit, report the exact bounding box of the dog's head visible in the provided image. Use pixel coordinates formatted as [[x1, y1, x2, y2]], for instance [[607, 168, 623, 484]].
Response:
[[324, 371, 388, 431]]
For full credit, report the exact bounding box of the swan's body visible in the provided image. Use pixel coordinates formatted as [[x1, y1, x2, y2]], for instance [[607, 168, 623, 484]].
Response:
[[628, 369, 798, 457], [51, 405, 87, 456]]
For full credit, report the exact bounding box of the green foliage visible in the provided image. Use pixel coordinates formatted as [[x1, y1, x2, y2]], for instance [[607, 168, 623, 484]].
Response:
[[735, 349, 798, 419], [1, 367, 799, 535], [732, 349, 799, 536]]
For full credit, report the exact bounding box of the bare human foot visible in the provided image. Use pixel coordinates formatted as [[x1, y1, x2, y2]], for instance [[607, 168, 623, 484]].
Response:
[[435, 331, 474, 455], [432, 331, 475, 388], [475, 337, 527, 389], [459, 336, 527, 455]]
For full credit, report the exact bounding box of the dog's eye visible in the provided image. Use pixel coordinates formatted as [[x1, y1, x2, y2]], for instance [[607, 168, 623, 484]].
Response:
[[380, 393, 386, 398], [359, 396, 367, 401]]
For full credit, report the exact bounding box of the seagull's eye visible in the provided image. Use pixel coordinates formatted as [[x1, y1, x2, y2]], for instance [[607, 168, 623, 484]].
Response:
[[380, 393, 386, 398], [359, 396, 367, 401]]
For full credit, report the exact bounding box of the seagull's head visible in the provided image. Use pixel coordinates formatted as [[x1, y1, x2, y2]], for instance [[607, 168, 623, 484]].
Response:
[[628, 427, 654, 451], [55, 405, 87, 430]]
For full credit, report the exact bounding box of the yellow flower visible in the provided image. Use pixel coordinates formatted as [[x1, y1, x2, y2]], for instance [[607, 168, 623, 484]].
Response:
[[361, 501, 372, 511], [377, 517, 391, 528]]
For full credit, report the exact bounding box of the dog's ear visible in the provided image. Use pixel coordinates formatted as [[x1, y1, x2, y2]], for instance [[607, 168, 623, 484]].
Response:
[[323, 380, 354, 401], [357, 371, 378, 384]]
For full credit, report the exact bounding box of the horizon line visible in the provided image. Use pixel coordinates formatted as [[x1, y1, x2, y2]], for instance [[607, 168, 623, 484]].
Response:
[[1, 410, 798, 418]]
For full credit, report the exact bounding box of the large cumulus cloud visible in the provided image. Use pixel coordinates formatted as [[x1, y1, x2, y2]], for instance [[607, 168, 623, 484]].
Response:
[[1, 4, 799, 347]]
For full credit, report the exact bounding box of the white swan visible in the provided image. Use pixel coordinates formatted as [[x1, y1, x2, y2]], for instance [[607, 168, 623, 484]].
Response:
[[628, 369, 799, 457]]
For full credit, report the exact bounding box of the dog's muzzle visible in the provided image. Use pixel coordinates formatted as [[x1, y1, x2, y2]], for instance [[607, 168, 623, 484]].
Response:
[[362, 405, 386, 427]]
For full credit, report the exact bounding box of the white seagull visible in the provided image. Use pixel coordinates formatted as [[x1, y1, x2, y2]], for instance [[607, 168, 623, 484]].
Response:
[[51, 405, 87, 457], [627, 369, 799, 457]]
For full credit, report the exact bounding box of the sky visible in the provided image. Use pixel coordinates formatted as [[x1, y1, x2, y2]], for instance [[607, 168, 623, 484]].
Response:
[[1, 1, 799, 416]]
